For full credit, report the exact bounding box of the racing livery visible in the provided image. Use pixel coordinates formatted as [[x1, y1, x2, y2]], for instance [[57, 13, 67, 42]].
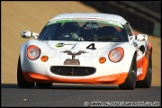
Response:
[[18, 13, 152, 90]]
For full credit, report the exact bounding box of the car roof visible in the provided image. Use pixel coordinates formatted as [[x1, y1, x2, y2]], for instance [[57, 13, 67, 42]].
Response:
[[49, 13, 128, 25]]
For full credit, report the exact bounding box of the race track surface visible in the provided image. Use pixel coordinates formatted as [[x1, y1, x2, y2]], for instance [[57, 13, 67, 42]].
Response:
[[1, 84, 161, 107]]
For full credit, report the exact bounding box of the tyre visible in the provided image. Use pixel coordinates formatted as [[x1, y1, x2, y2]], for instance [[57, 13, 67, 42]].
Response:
[[119, 55, 137, 90], [36, 82, 52, 89], [136, 56, 152, 88], [17, 57, 35, 88]]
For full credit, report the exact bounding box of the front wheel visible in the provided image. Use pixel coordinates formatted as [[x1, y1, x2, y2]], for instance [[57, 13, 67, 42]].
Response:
[[17, 57, 35, 88], [119, 55, 137, 90]]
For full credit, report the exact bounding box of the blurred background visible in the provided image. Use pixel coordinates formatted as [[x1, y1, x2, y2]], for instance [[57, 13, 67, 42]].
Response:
[[1, 1, 161, 86], [81, 1, 161, 37]]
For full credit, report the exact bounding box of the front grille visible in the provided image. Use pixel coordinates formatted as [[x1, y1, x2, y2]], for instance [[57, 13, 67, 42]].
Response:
[[50, 66, 96, 76]]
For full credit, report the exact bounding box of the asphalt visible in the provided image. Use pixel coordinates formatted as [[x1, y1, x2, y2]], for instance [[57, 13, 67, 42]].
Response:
[[1, 84, 161, 107]]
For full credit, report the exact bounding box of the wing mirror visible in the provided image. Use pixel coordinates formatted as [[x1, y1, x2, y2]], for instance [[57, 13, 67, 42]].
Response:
[[21, 30, 39, 39], [136, 34, 148, 41]]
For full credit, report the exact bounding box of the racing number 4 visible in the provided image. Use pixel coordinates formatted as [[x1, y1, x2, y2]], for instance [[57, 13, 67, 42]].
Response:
[[86, 43, 96, 50]]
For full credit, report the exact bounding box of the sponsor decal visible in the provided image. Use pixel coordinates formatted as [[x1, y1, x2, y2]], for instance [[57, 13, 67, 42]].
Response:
[[55, 43, 75, 47], [137, 67, 142, 76]]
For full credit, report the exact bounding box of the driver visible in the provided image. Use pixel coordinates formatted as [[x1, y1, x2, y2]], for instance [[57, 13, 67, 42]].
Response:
[[60, 22, 84, 41]]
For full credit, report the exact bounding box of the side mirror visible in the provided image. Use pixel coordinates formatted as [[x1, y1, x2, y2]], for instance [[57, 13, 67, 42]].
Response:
[[136, 34, 148, 41], [21, 30, 39, 39]]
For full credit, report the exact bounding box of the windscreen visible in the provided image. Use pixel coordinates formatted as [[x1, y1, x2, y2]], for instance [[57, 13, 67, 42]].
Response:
[[38, 19, 128, 42]]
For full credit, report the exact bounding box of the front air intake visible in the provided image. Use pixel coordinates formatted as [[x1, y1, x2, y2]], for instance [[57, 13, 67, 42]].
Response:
[[50, 66, 96, 76]]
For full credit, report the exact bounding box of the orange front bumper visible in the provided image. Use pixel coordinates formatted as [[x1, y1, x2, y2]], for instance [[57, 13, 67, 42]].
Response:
[[23, 71, 128, 85]]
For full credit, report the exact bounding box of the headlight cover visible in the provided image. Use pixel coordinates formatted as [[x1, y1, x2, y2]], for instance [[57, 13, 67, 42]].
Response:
[[108, 47, 124, 62], [27, 45, 41, 60]]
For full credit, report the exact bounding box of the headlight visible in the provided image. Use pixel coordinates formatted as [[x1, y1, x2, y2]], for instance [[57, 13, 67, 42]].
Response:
[[108, 47, 124, 62], [27, 45, 41, 60]]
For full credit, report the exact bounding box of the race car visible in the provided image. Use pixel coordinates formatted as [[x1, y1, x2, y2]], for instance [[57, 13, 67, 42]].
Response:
[[18, 13, 152, 90]]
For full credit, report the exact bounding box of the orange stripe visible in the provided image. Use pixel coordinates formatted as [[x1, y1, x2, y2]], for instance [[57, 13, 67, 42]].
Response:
[[137, 56, 145, 68], [22, 71, 128, 84], [136, 55, 149, 81]]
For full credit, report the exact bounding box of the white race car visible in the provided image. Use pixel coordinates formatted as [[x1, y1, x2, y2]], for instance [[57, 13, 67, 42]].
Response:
[[18, 13, 152, 90]]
